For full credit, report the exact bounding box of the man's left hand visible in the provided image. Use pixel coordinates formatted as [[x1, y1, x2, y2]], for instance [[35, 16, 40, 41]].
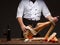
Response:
[[52, 16, 59, 23]]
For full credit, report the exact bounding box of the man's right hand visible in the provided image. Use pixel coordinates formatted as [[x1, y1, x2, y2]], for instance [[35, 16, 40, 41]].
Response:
[[21, 25, 27, 32]]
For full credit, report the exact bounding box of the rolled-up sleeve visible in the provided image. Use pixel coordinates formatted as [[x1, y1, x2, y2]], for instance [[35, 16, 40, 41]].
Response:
[[16, 1, 24, 18], [42, 1, 51, 17]]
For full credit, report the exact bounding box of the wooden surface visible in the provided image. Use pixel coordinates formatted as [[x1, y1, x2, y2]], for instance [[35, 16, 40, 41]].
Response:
[[0, 38, 60, 45]]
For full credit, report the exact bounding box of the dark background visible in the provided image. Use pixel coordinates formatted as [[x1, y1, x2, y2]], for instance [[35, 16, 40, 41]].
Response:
[[0, 0, 60, 38]]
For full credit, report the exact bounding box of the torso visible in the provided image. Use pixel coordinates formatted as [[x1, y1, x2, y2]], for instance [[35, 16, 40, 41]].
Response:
[[23, 0, 42, 21]]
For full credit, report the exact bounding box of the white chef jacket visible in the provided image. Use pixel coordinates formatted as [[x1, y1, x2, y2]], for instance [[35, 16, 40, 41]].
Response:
[[17, 0, 51, 21]]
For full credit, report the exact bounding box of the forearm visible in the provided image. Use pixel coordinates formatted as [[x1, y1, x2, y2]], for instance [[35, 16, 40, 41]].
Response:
[[46, 15, 58, 22], [45, 15, 56, 25], [45, 15, 54, 20], [17, 17, 24, 27], [45, 15, 58, 25]]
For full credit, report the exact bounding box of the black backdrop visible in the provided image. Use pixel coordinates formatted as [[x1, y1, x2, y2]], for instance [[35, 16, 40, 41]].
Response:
[[0, 0, 60, 38]]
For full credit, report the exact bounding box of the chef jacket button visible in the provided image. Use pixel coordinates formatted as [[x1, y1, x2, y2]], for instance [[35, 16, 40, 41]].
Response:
[[35, 9, 37, 10], [35, 14, 37, 15], [30, 9, 32, 10]]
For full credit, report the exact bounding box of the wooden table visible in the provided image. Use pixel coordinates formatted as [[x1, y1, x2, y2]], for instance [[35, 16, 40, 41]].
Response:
[[0, 38, 60, 45]]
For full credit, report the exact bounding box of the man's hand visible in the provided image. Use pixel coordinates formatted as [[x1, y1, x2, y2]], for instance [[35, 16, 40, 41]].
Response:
[[21, 25, 27, 32], [52, 16, 58, 23]]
